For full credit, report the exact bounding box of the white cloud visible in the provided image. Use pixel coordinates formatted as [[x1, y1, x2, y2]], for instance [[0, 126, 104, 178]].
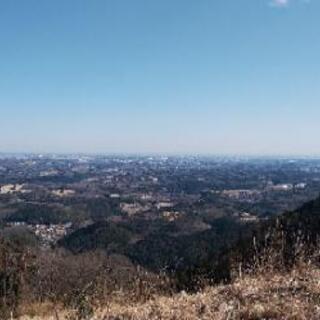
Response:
[[270, 0, 290, 7], [269, 0, 311, 8]]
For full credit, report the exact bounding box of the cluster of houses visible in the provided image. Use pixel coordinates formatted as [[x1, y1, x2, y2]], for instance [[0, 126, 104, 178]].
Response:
[[28, 223, 72, 246], [0, 184, 29, 194]]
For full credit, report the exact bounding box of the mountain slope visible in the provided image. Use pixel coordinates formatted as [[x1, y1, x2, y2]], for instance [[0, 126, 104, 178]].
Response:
[[20, 263, 320, 320], [10, 195, 320, 319]]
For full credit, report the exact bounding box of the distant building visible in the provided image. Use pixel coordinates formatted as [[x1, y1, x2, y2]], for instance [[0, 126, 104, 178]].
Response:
[[156, 202, 174, 210], [222, 189, 261, 202], [120, 203, 150, 216], [0, 184, 28, 194], [270, 184, 293, 191], [162, 211, 181, 222], [295, 183, 307, 189], [234, 212, 259, 223], [52, 189, 75, 197]]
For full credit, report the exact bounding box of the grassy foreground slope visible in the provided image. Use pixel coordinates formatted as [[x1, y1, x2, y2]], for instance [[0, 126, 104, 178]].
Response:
[[19, 262, 320, 320], [100, 265, 320, 320]]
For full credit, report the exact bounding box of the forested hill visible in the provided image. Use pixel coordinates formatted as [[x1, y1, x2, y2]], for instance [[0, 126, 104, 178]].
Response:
[[58, 195, 320, 290]]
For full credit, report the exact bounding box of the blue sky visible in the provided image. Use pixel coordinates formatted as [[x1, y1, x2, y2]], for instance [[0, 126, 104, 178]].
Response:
[[0, 0, 319, 155]]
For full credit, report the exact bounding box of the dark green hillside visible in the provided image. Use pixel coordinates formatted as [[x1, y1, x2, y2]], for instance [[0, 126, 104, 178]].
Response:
[[127, 217, 241, 271], [60, 216, 245, 276], [182, 195, 320, 291], [236, 194, 320, 268], [59, 221, 134, 254], [59, 195, 320, 292]]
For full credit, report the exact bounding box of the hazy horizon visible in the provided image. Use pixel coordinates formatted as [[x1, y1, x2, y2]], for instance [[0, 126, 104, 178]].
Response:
[[1, 0, 319, 155], [2, 151, 320, 160]]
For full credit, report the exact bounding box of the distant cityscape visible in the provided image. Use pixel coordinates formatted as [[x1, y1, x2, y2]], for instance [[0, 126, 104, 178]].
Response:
[[1, 154, 320, 249]]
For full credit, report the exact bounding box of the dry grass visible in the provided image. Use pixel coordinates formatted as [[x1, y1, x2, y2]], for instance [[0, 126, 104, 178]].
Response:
[[17, 302, 66, 320], [19, 263, 320, 320]]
